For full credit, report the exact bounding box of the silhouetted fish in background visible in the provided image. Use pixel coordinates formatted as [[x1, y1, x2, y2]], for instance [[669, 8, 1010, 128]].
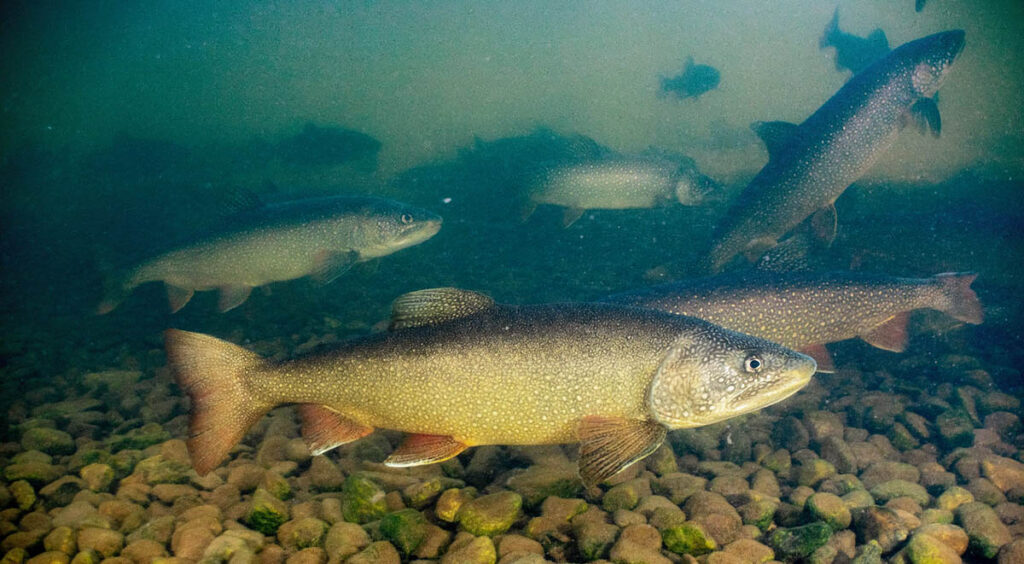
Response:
[[659, 57, 720, 100], [605, 271, 983, 372], [277, 123, 382, 169], [97, 196, 441, 314], [705, 30, 965, 273], [917, 0, 928, 12], [820, 9, 891, 76]]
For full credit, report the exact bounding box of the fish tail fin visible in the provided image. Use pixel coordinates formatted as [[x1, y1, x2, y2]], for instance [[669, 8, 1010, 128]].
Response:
[[820, 8, 839, 49], [935, 272, 984, 324], [164, 329, 272, 475]]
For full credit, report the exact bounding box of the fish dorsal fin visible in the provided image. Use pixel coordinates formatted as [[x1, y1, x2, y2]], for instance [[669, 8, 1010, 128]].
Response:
[[751, 121, 799, 160], [868, 28, 890, 50], [577, 416, 666, 487], [860, 311, 911, 352], [389, 287, 495, 330]]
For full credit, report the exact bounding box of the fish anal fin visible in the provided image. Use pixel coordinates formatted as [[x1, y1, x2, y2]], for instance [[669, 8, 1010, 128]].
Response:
[[389, 287, 495, 330], [799, 344, 835, 373], [860, 311, 911, 352], [562, 207, 585, 227], [383, 434, 467, 467], [577, 416, 666, 487], [312, 250, 359, 284], [298, 404, 373, 455], [751, 121, 799, 160], [218, 285, 253, 313], [809, 204, 838, 246], [166, 284, 195, 313]]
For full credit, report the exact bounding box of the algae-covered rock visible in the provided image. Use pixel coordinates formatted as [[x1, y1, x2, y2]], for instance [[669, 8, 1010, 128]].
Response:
[[436, 487, 478, 523], [575, 520, 619, 560], [869, 480, 930, 507], [936, 486, 974, 511], [662, 521, 716, 556], [505, 463, 582, 508], [738, 498, 778, 531], [441, 535, 495, 564], [899, 531, 961, 564], [20, 427, 75, 455], [108, 423, 170, 451], [78, 464, 114, 493], [341, 474, 387, 524], [539, 496, 588, 522], [860, 461, 921, 490], [75, 528, 124, 559], [347, 540, 401, 564], [380, 508, 428, 555], [981, 455, 1024, 493], [260, 470, 292, 500], [132, 454, 189, 485], [4, 463, 62, 486], [307, 455, 344, 493], [602, 478, 646, 512], [793, 459, 837, 487], [936, 410, 975, 449], [769, 521, 832, 561], [9, 481, 36, 511], [955, 501, 1011, 559], [651, 472, 706, 505], [245, 488, 289, 534], [853, 506, 909, 553], [278, 517, 328, 550], [805, 493, 852, 531], [43, 527, 76, 555], [39, 476, 86, 507], [457, 491, 522, 536], [403, 477, 445, 509]]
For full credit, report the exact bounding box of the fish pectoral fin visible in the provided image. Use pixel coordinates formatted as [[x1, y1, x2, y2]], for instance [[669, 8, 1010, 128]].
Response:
[[750, 120, 799, 160], [389, 287, 495, 330], [312, 250, 359, 285], [298, 404, 374, 455], [561, 207, 586, 228], [166, 284, 195, 313], [809, 204, 838, 247], [860, 311, 911, 352], [577, 416, 666, 487], [904, 97, 941, 137], [217, 285, 253, 313], [383, 434, 467, 467], [799, 344, 836, 373]]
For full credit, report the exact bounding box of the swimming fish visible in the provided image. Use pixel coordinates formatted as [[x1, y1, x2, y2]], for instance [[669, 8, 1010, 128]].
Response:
[[705, 30, 965, 273], [524, 156, 721, 226], [604, 271, 983, 372], [165, 288, 816, 485], [659, 57, 721, 100], [97, 196, 442, 314], [820, 9, 891, 76]]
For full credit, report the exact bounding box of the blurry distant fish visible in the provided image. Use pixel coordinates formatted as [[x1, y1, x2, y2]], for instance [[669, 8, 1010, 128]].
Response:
[[820, 9, 891, 75], [705, 30, 965, 273], [277, 123, 382, 168], [605, 271, 983, 372], [97, 196, 441, 314], [917, 0, 928, 12], [659, 57, 720, 100], [165, 288, 815, 483], [525, 155, 722, 226]]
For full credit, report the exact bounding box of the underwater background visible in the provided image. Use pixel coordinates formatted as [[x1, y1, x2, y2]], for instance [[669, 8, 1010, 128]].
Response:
[[1, 1, 1023, 563]]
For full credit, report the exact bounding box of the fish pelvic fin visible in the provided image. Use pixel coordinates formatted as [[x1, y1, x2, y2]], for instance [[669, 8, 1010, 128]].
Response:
[[935, 272, 984, 324], [799, 344, 835, 373], [383, 434, 467, 467], [298, 404, 374, 455], [577, 416, 666, 487], [96, 276, 132, 315], [166, 284, 195, 313], [164, 329, 271, 476]]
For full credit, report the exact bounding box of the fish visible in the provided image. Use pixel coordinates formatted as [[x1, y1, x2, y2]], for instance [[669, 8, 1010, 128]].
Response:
[[277, 123, 382, 169], [164, 288, 816, 485], [524, 156, 722, 226], [659, 57, 721, 100], [916, 0, 928, 12], [97, 196, 442, 314], [704, 30, 965, 273], [604, 271, 983, 372], [820, 9, 891, 76]]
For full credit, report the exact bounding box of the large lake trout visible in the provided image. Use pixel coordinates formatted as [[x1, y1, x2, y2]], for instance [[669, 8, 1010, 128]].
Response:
[[98, 196, 441, 314], [165, 288, 816, 485], [706, 30, 965, 272], [606, 271, 982, 371]]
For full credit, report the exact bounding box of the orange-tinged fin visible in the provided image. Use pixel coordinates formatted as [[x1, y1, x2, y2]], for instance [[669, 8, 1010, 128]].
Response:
[[935, 272, 983, 324], [860, 311, 910, 352], [383, 434, 467, 467], [298, 404, 374, 455], [799, 344, 835, 373], [164, 329, 271, 475], [577, 416, 666, 487], [217, 285, 253, 313], [166, 284, 195, 313], [389, 287, 495, 330]]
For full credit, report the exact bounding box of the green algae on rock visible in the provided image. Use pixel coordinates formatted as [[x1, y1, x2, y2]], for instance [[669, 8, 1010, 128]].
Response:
[[380, 509, 429, 555], [457, 491, 522, 536], [245, 488, 289, 535], [769, 521, 832, 560], [341, 474, 388, 524], [662, 521, 717, 556]]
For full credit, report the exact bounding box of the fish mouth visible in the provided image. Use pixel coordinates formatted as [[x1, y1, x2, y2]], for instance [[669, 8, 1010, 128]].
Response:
[[397, 218, 442, 247], [731, 361, 815, 415]]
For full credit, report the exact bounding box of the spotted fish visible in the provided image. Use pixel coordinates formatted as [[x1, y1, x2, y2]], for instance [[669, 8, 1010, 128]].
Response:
[[165, 288, 815, 485], [605, 271, 983, 372]]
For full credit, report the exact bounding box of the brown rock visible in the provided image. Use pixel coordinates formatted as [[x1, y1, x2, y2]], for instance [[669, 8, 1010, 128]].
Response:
[[682, 491, 742, 545], [170, 523, 215, 560], [852, 506, 908, 552], [916, 523, 969, 555], [998, 538, 1024, 564], [43, 526, 76, 555], [226, 464, 265, 493], [723, 538, 774, 562], [120, 539, 168, 563], [413, 524, 452, 559], [285, 547, 327, 564], [76, 528, 124, 559], [498, 534, 543, 557], [859, 461, 920, 490], [609, 537, 672, 564], [441, 535, 495, 564], [307, 456, 344, 492], [981, 455, 1024, 493], [26, 551, 70, 564]]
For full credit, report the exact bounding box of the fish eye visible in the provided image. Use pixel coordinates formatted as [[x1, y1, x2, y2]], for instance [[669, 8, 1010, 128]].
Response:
[[744, 355, 763, 373], [400, 213, 414, 224]]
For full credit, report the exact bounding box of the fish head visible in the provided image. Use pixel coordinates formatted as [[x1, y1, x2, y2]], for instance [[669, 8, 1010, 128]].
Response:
[[674, 168, 723, 206], [648, 324, 816, 429], [331, 199, 442, 257], [905, 30, 965, 98]]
